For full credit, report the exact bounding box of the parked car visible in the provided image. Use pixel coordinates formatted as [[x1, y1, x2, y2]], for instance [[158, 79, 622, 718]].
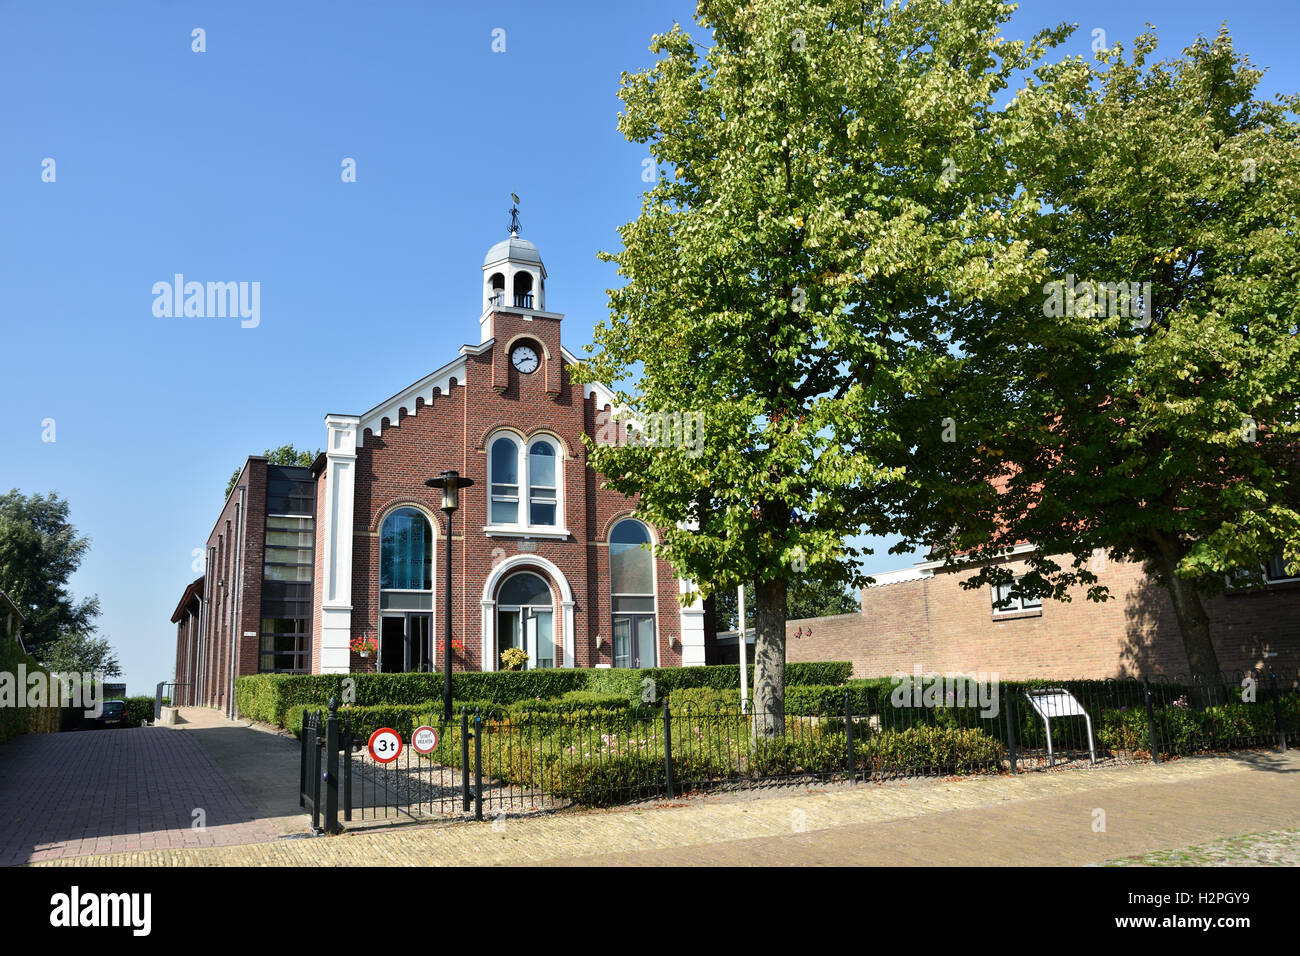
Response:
[[92, 699, 131, 729]]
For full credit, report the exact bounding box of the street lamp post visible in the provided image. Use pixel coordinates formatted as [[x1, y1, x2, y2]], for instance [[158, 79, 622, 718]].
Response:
[[425, 470, 475, 721]]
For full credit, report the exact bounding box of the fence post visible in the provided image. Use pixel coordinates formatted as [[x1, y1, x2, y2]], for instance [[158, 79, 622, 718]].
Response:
[[845, 690, 856, 784], [323, 698, 340, 834], [473, 708, 483, 822], [663, 697, 674, 799], [461, 708, 472, 812], [1143, 679, 1161, 764], [299, 708, 308, 808], [1269, 672, 1288, 753], [1005, 693, 1018, 774], [342, 712, 352, 823], [310, 709, 322, 833]]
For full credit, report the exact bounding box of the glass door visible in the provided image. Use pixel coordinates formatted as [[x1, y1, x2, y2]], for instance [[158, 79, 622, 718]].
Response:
[[407, 613, 431, 671], [613, 615, 655, 668]]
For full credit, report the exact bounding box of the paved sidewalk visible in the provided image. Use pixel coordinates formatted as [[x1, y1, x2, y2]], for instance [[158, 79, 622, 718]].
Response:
[[30, 749, 1300, 867], [160, 707, 306, 836], [0, 724, 280, 866]]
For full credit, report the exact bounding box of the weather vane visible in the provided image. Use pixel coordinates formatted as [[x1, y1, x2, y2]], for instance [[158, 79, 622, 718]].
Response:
[[508, 192, 521, 235]]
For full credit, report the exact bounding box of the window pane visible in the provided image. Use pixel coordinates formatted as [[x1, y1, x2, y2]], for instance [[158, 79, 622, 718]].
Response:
[[530, 501, 556, 525], [491, 499, 518, 524], [381, 508, 431, 590], [267, 516, 312, 531], [613, 596, 655, 613], [266, 530, 313, 547], [498, 572, 550, 606], [492, 438, 518, 484], [264, 564, 311, 581], [529, 442, 555, 486], [611, 524, 653, 595]]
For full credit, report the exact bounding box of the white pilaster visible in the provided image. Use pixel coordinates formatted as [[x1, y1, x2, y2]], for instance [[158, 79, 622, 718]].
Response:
[[679, 576, 707, 666], [320, 414, 359, 674], [480, 599, 497, 671], [561, 600, 576, 668]]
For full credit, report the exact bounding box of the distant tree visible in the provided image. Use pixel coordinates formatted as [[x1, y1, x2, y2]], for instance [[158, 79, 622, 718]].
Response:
[[716, 575, 859, 632], [41, 629, 122, 679], [225, 445, 320, 499], [0, 490, 100, 658]]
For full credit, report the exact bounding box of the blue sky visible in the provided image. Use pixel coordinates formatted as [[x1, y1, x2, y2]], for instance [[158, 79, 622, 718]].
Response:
[[1, 1, 1296, 694]]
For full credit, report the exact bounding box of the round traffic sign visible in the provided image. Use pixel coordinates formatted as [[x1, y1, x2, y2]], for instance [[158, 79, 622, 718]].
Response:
[[411, 725, 439, 754], [367, 727, 403, 763]]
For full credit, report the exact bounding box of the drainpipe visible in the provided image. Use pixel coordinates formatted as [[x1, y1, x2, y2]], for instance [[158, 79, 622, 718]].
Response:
[[227, 488, 244, 720]]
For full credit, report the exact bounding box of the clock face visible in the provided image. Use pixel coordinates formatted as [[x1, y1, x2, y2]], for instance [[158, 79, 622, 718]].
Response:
[[511, 345, 539, 373]]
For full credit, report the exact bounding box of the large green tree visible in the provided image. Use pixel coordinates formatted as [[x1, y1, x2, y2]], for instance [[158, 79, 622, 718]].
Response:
[[575, 0, 1066, 732], [887, 27, 1300, 686], [41, 629, 122, 679], [225, 444, 320, 499], [0, 490, 101, 658]]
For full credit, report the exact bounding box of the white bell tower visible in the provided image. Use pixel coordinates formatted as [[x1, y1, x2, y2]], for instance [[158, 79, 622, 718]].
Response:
[[480, 196, 547, 342]]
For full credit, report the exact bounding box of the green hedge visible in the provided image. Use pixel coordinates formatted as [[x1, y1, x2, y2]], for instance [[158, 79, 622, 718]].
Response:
[[123, 696, 155, 726], [238, 662, 855, 729], [0, 640, 62, 743]]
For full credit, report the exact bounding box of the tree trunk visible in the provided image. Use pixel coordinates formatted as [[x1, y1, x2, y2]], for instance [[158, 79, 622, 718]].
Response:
[[1150, 532, 1224, 704], [751, 576, 788, 737]]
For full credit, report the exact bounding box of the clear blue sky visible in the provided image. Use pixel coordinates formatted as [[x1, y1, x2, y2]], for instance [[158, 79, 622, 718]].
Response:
[[2, 1, 1295, 695]]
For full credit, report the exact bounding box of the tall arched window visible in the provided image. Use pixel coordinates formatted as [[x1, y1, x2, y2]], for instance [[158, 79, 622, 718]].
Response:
[[610, 519, 655, 668], [497, 571, 555, 669], [490, 436, 520, 524], [380, 508, 432, 592], [378, 507, 433, 672], [528, 439, 557, 526]]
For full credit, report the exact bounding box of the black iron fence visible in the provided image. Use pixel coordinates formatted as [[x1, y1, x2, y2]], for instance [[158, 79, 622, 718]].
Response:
[[297, 668, 1299, 833]]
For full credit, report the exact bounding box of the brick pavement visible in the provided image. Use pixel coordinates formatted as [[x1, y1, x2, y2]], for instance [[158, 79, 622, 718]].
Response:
[[0, 726, 280, 866], [26, 749, 1300, 867]]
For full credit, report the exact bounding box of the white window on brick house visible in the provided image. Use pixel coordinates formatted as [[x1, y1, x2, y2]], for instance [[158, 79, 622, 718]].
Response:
[[486, 431, 566, 534], [610, 519, 656, 667], [489, 436, 521, 524], [991, 576, 1042, 615], [527, 438, 558, 526]]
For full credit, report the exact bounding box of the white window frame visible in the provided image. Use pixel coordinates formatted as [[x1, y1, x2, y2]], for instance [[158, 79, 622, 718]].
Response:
[[484, 431, 569, 537], [991, 575, 1042, 616]]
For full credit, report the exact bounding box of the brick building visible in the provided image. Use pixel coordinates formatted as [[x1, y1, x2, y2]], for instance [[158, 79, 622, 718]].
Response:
[[784, 547, 1300, 680], [172, 229, 707, 713]]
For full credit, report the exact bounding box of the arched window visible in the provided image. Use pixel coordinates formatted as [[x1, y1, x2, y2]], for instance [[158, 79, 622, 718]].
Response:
[[497, 571, 555, 669], [488, 272, 505, 307], [513, 272, 534, 309], [528, 440, 557, 526], [379, 508, 433, 673], [380, 508, 431, 591], [490, 436, 520, 524], [486, 432, 564, 532], [609, 519, 655, 668]]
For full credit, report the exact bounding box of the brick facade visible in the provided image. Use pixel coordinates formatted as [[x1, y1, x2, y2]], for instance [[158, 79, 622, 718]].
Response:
[[786, 553, 1300, 679]]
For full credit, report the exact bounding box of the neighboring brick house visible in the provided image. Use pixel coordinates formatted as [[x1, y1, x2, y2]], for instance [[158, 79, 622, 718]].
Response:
[[784, 546, 1300, 680], [172, 229, 707, 710]]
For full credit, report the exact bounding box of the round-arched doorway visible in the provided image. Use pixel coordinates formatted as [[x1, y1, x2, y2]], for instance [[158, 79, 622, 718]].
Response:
[[496, 571, 555, 669]]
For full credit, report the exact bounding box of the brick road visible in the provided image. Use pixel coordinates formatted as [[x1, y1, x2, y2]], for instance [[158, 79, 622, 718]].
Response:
[[22, 734, 1300, 866], [0, 726, 279, 866]]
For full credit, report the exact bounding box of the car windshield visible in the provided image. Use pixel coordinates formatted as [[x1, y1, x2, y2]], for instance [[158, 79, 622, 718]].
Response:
[[102, 702, 125, 714]]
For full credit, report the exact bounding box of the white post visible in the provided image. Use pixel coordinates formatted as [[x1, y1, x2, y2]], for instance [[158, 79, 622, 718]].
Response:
[[737, 583, 748, 713]]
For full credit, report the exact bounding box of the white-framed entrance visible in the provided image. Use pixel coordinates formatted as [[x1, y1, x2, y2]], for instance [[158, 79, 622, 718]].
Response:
[[480, 554, 575, 671]]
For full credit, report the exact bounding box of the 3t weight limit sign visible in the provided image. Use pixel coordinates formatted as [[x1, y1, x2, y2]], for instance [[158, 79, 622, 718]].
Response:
[[367, 727, 403, 763]]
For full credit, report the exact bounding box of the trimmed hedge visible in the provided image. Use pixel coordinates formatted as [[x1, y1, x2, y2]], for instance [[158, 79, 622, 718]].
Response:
[[0, 640, 62, 743], [237, 662, 855, 730]]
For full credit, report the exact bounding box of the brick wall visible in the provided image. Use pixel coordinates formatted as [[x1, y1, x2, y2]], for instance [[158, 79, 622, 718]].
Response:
[[786, 554, 1300, 679], [345, 305, 679, 673]]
